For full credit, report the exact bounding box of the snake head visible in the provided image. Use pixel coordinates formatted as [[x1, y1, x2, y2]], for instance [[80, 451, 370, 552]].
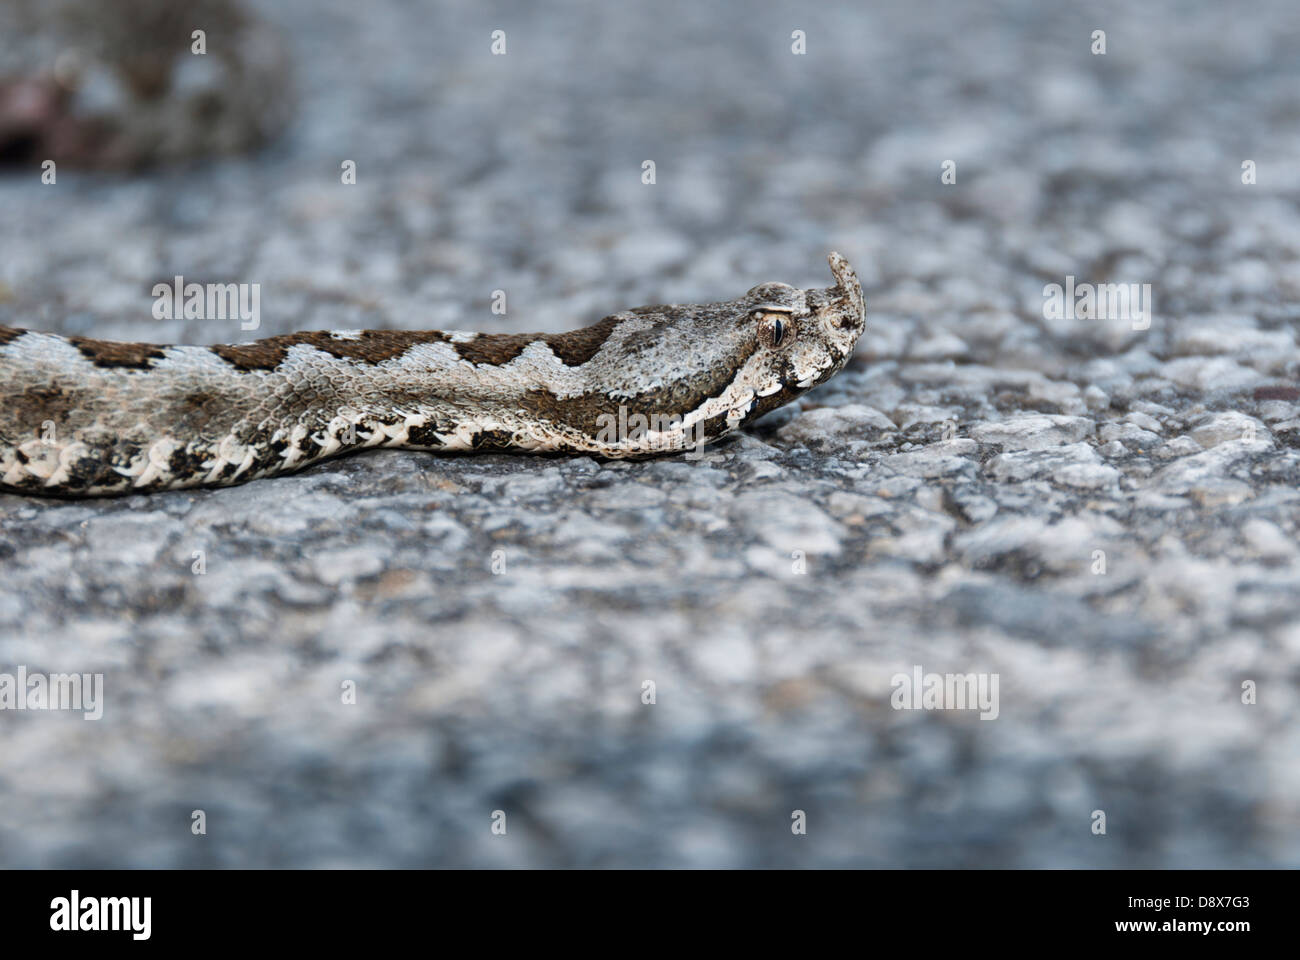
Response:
[[738, 251, 866, 418], [574, 252, 867, 456]]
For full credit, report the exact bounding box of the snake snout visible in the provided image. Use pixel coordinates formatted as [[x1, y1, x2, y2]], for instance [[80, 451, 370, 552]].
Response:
[[825, 251, 866, 334]]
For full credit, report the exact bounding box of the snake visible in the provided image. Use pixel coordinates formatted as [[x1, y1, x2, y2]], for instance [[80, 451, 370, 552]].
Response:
[[0, 253, 866, 497]]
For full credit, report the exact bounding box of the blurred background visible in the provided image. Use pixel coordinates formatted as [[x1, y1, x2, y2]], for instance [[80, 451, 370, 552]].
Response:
[[0, 0, 1297, 867]]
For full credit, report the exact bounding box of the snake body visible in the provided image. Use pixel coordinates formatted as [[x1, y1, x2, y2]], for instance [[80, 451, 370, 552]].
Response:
[[0, 253, 865, 497]]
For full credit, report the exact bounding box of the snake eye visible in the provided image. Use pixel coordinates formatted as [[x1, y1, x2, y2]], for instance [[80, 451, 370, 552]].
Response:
[[754, 312, 790, 349]]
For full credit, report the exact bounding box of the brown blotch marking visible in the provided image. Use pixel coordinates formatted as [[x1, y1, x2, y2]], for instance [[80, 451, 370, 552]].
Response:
[[3, 437, 162, 497], [166, 390, 229, 434], [67, 336, 166, 369], [470, 428, 517, 451], [167, 446, 210, 482], [517, 386, 618, 437], [10, 384, 78, 431], [405, 422, 448, 448], [310, 330, 451, 363], [454, 315, 623, 367], [542, 315, 622, 366], [453, 333, 535, 366], [211, 339, 289, 371], [209, 317, 623, 372], [0, 325, 25, 347], [212, 329, 453, 371]]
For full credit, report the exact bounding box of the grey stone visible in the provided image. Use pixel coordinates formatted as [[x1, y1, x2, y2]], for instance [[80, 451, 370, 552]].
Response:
[[1241, 518, 1295, 561], [1099, 421, 1161, 447], [1154, 435, 1204, 459], [969, 415, 1094, 450], [1189, 412, 1271, 449], [881, 441, 978, 478], [775, 404, 896, 445]]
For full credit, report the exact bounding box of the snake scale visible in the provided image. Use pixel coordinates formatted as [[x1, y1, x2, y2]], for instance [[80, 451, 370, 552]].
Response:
[[0, 254, 865, 497]]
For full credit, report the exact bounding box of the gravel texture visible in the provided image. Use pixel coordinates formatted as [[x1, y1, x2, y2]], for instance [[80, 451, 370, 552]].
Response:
[[1, 0, 1298, 868]]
